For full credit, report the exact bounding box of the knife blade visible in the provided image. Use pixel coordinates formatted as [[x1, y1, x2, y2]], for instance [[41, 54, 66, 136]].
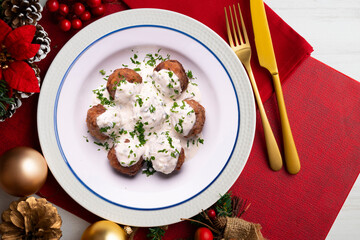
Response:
[[250, 0, 301, 174], [250, 0, 278, 74]]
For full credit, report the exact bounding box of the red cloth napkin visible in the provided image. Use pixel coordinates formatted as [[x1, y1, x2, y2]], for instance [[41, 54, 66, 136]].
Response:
[[0, 0, 359, 239]]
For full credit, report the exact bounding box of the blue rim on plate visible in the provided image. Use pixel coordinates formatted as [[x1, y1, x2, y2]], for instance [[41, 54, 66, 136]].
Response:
[[37, 9, 255, 227], [54, 24, 241, 211]]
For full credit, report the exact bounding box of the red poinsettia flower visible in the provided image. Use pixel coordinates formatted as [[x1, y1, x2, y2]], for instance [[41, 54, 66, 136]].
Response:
[[0, 19, 40, 93]]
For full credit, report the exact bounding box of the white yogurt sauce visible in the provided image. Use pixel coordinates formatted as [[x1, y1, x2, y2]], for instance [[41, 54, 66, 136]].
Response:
[[169, 101, 196, 137], [96, 106, 122, 133], [114, 136, 145, 167], [92, 56, 204, 175], [152, 69, 182, 98], [144, 132, 182, 174], [114, 80, 142, 104]]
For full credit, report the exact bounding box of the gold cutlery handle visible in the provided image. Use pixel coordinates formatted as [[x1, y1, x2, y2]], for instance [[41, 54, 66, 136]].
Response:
[[272, 73, 300, 174], [245, 65, 282, 171]]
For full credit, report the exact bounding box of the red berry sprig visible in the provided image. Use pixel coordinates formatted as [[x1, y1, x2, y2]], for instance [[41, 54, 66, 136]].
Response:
[[46, 0, 106, 32], [207, 209, 216, 220]]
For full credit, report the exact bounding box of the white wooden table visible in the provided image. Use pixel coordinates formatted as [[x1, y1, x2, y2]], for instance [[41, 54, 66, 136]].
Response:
[[1, 0, 359, 239]]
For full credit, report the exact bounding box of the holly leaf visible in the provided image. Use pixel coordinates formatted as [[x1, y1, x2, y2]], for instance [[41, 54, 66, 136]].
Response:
[[3, 61, 40, 93]]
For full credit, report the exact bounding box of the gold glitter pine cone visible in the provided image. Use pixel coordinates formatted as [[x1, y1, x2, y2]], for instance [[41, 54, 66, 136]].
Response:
[[0, 197, 62, 240]]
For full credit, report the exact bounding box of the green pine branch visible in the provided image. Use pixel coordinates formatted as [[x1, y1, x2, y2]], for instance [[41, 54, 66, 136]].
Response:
[[0, 80, 15, 117], [147, 227, 166, 240]]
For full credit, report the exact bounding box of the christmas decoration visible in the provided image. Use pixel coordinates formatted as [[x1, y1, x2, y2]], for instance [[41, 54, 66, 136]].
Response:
[[147, 226, 167, 240], [46, 0, 59, 12], [0, 20, 40, 92], [0, 197, 62, 239], [0, 147, 48, 197], [46, 0, 106, 31], [194, 227, 213, 240], [29, 24, 51, 63], [91, 4, 105, 16], [182, 193, 265, 240], [0, 0, 49, 121], [1, 0, 43, 29], [81, 220, 127, 240]]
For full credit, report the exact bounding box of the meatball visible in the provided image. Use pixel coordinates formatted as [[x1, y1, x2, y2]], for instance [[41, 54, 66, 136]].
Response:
[[86, 104, 108, 141], [107, 146, 144, 176], [154, 60, 189, 93], [175, 148, 185, 170], [106, 68, 142, 99], [184, 99, 205, 138]]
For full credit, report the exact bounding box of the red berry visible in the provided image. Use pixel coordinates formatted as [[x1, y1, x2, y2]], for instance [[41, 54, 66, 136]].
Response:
[[71, 19, 83, 29], [73, 3, 85, 16], [54, 13, 65, 22], [91, 4, 105, 16], [207, 209, 216, 220], [46, 0, 59, 12], [87, 0, 102, 8], [59, 19, 71, 31], [58, 4, 69, 16], [194, 227, 213, 240], [80, 11, 91, 21]]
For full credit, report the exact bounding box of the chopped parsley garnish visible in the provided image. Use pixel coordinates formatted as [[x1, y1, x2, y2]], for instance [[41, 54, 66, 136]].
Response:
[[99, 69, 106, 75], [187, 70, 195, 79], [136, 96, 143, 107], [198, 138, 204, 144], [174, 119, 184, 133], [130, 57, 141, 65], [94, 141, 110, 150], [142, 160, 156, 176], [149, 104, 156, 113], [180, 101, 186, 109], [100, 126, 111, 133], [93, 88, 115, 106], [170, 102, 179, 113], [119, 129, 127, 135], [134, 121, 146, 145], [134, 68, 141, 72], [187, 109, 194, 115], [167, 136, 174, 148]]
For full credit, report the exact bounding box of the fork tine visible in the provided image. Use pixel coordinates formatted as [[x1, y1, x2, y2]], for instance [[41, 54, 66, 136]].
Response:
[[228, 6, 239, 46], [237, 3, 249, 44], [224, 7, 234, 47], [232, 4, 244, 44]]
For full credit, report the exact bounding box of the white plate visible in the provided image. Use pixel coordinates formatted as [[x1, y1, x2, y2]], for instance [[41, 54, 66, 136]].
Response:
[[37, 9, 255, 227]]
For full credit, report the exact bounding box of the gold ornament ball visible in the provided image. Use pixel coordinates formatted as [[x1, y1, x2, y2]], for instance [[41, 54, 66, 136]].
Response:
[[0, 147, 48, 197], [81, 220, 127, 240]]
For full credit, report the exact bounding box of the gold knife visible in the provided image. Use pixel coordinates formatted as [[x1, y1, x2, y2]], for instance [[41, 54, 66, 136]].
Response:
[[250, 0, 300, 174]]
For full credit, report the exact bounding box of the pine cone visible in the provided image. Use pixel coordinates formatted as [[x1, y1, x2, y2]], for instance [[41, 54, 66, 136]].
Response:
[[29, 24, 51, 63], [1, 0, 43, 28], [0, 197, 62, 240], [0, 95, 21, 122]]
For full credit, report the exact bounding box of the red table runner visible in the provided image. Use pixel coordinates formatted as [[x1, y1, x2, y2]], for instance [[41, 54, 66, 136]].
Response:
[[0, 0, 359, 239]]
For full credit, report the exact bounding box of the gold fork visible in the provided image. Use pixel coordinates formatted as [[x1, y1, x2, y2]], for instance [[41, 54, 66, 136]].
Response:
[[225, 4, 282, 171]]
